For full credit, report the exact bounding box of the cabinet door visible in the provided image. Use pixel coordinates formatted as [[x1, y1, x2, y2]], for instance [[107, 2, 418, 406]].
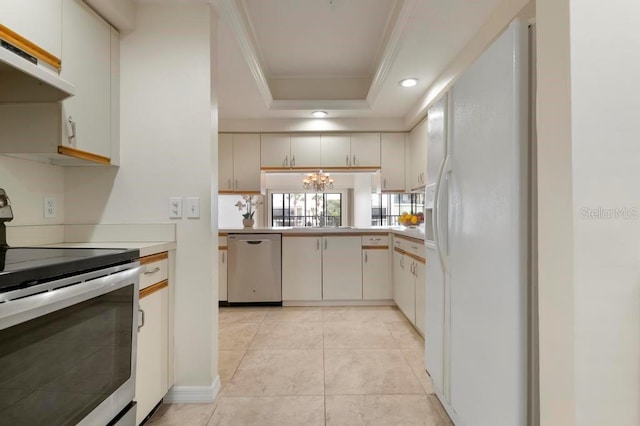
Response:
[[218, 134, 234, 192], [261, 134, 290, 168], [0, 0, 62, 58], [232, 134, 261, 192], [350, 133, 381, 168], [393, 251, 415, 323], [414, 261, 426, 335], [380, 133, 406, 191], [408, 119, 428, 190], [321, 134, 351, 168], [322, 236, 362, 300], [290, 134, 321, 168], [282, 237, 322, 301], [135, 287, 169, 425], [362, 248, 391, 299], [61, 0, 112, 158], [218, 249, 227, 301]]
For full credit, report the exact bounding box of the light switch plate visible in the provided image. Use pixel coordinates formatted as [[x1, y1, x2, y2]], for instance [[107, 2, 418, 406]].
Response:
[[44, 197, 57, 219], [187, 197, 200, 219], [169, 197, 182, 219]]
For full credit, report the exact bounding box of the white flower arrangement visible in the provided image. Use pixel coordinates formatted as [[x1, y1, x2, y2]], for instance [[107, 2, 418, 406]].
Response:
[[234, 195, 263, 219]]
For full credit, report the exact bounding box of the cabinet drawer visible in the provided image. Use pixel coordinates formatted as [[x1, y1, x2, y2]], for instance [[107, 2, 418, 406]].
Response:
[[362, 235, 389, 247], [140, 252, 169, 290], [393, 236, 405, 250], [219, 236, 228, 247], [404, 241, 425, 259]]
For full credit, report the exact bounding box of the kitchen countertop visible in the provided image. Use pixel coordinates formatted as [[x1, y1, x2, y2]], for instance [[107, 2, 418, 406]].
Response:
[[37, 241, 176, 258], [219, 226, 425, 241]]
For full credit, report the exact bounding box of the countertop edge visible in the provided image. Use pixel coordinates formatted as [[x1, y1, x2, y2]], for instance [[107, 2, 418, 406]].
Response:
[[219, 227, 425, 241], [37, 241, 177, 257]]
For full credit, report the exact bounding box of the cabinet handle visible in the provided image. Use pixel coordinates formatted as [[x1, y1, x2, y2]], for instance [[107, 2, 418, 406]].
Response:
[[235, 179, 238, 189], [284, 155, 289, 167], [346, 154, 350, 166], [400, 256, 404, 269], [144, 266, 160, 275], [222, 251, 225, 263], [364, 252, 368, 263], [324, 239, 328, 250], [138, 308, 145, 332], [317, 238, 320, 251], [67, 116, 76, 144], [371, 238, 381, 241], [353, 155, 357, 166], [383, 178, 386, 189], [292, 155, 296, 166]]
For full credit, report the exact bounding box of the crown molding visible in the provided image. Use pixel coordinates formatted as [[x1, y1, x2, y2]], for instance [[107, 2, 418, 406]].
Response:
[[366, 0, 416, 106], [270, 99, 370, 111], [217, 0, 273, 109]]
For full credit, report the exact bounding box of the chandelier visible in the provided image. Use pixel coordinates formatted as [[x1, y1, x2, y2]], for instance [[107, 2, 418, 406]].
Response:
[[302, 170, 334, 192]]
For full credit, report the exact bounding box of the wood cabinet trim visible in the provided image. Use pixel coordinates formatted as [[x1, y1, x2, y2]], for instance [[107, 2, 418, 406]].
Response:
[[57, 146, 111, 165], [394, 247, 425, 263], [393, 234, 425, 245], [0, 25, 62, 70], [219, 190, 262, 195], [362, 245, 389, 250], [219, 246, 228, 250], [139, 251, 168, 265], [139, 279, 168, 299]]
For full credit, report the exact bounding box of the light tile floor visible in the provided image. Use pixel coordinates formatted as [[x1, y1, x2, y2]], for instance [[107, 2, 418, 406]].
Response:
[[148, 306, 453, 426]]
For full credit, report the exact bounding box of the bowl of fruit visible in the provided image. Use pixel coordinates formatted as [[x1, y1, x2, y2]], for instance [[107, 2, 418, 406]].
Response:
[[398, 212, 424, 227]]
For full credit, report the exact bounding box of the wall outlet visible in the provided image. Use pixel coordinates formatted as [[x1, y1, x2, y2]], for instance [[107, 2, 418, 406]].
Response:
[[169, 197, 182, 219], [44, 197, 57, 219], [187, 197, 200, 219]]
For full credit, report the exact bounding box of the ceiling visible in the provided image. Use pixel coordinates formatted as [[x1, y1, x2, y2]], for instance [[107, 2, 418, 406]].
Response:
[[216, 0, 504, 124]]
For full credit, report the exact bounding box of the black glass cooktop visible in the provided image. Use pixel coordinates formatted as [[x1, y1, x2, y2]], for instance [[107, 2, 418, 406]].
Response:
[[0, 247, 139, 292]]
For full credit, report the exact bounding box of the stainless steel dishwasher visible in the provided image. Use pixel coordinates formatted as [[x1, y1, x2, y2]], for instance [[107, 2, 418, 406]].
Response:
[[227, 233, 282, 303]]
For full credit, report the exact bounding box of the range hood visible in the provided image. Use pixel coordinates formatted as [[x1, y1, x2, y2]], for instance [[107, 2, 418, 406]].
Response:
[[0, 25, 74, 103]]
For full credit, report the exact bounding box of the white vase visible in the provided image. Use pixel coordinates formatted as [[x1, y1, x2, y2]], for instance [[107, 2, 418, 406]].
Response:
[[242, 218, 255, 228]]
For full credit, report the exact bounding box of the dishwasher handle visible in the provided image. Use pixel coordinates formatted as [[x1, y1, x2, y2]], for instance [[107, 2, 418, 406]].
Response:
[[246, 241, 264, 245]]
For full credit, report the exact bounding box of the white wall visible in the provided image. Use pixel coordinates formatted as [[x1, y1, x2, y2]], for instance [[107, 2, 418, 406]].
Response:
[[535, 1, 575, 424], [64, 2, 218, 396], [0, 156, 65, 227], [569, 1, 640, 424], [537, 1, 640, 424]]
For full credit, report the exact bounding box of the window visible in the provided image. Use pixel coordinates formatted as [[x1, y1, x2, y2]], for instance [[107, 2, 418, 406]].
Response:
[[271, 192, 342, 227], [371, 193, 425, 226]]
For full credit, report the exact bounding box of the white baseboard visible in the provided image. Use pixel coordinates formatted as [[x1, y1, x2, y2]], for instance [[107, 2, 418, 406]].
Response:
[[163, 376, 221, 404], [434, 387, 464, 425], [283, 300, 396, 307]]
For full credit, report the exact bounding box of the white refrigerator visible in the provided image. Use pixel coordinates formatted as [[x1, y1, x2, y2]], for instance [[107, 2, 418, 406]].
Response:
[[425, 20, 529, 426]]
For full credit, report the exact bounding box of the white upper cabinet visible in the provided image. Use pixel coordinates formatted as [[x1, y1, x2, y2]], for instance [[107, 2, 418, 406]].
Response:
[[0, 0, 119, 166], [320, 134, 351, 168], [230, 134, 261, 192], [380, 133, 405, 192], [0, 0, 63, 58], [407, 119, 428, 191], [350, 133, 381, 168], [290, 134, 321, 168], [61, 0, 112, 159], [218, 134, 234, 192], [261, 134, 291, 168]]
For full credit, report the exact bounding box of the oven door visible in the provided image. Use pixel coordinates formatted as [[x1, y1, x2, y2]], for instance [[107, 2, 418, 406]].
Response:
[[0, 263, 142, 426]]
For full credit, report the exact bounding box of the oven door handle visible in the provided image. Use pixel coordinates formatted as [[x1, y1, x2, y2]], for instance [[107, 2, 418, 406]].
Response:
[[0, 265, 143, 331]]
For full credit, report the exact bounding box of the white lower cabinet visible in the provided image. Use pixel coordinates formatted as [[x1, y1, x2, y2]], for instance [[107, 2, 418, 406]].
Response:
[[282, 236, 322, 301], [414, 261, 426, 335], [135, 252, 171, 425], [363, 248, 392, 299], [393, 249, 415, 323], [136, 284, 169, 424], [322, 236, 362, 300], [283, 235, 363, 301], [218, 249, 227, 301]]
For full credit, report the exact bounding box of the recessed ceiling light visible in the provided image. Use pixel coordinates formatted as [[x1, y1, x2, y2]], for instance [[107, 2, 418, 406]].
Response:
[[399, 78, 418, 88], [311, 111, 328, 118]]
